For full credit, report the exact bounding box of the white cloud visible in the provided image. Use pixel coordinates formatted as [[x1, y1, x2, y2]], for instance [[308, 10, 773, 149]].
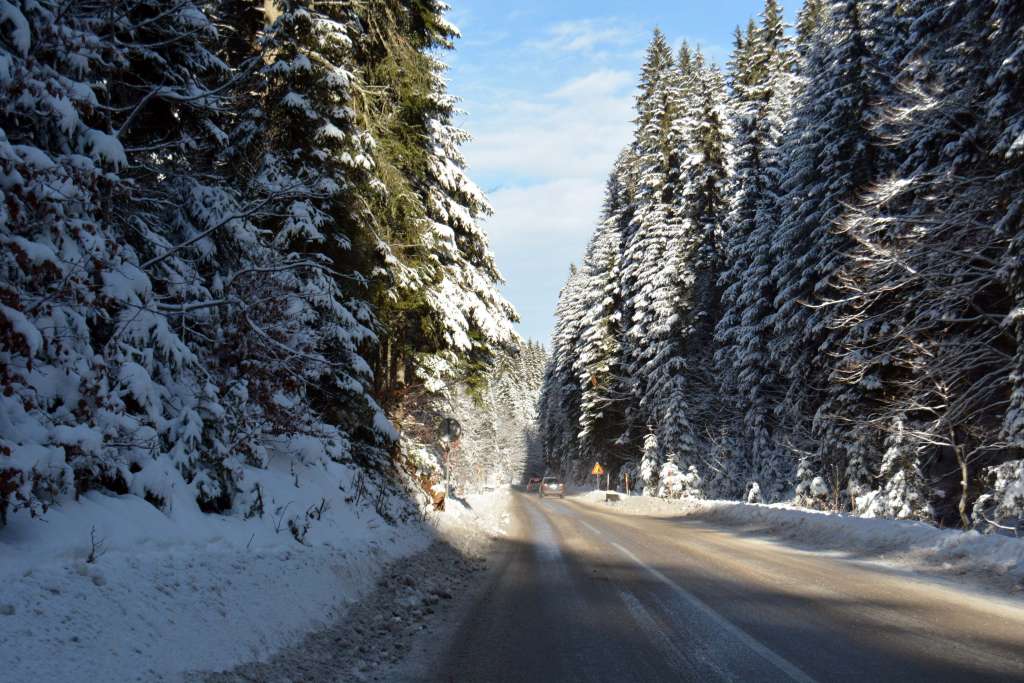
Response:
[[550, 69, 635, 99], [458, 66, 635, 341], [447, 19, 651, 340], [482, 178, 606, 342], [485, 178, 606, 241], [530, 18, 637, 54], [464, 69, 634, 181]]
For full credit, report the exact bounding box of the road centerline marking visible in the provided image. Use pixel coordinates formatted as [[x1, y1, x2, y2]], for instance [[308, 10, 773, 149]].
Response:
[[608, 540, 818, 683], [617, 588, 699, 674]]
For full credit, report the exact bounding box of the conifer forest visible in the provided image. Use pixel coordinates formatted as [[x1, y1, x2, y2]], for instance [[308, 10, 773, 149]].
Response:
[[5, 2, 1024, 681], [0, 0, 520, 526], [539, 0, 1024, 530]]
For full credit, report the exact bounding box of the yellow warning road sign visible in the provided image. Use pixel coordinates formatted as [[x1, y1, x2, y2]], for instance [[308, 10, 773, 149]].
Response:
[[591, 463, 605, 475]]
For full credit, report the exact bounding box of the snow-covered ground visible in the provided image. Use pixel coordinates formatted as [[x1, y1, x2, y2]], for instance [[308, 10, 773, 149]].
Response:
[[431, 489, 513, 549], [0, 458, 513, 683], [573, 490, 1024, 594], [199, 489, 513, 682]]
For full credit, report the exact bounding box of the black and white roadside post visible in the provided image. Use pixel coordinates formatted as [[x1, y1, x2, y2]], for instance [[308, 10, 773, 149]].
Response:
[[439, 417, 462, 497]]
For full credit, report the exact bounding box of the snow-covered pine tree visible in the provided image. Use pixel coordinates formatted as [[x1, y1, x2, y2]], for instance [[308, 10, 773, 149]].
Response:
[[350, 0, 517, 400], [650, 52, 731, 487], [858, 418, 932, 521], [767, 0, 879, 507], [794, 0, 827, 62], [639, 431, 660, 494], [991, 0, 1024, 531], [222, 1, 394, 480], [0, 0, 281, 520], [617, 30, 685, 463], [538, 265, 589, 479], [830, 0, 1024, 527], [450, 339, 547, 491], [2, 0, 129, 521], [714, 0, 796, 500], [576, 153, 632, 467]]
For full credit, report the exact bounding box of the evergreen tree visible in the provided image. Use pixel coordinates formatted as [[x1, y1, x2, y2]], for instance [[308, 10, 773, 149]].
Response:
[[794, 0, 827, 61], [538, 265, 589, 478], [653, 53, 731, 481], [576, 155, 632, 466], [225, 0, 391, 477], [715, 0, 796, 500], [830, 0, 1023, 526], [768, 0, 879, 505], [0, 0, 517, 527], [618, 29, 684, 459], [351, 0, 516, 399]]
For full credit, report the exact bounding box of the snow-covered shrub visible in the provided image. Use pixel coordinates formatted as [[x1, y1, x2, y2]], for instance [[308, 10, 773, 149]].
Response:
[[639, 432, 660, 495], [843, 437, 875, 510], [973, 460, 1024, 535], [795, 457, 829, 509], [657, 460, 702, 499], [745, 481, 762, 504], [858, 420, 932, 522]]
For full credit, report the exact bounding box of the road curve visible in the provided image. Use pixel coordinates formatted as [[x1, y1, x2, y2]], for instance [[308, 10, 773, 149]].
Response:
[[429, 492, 1024, 683]]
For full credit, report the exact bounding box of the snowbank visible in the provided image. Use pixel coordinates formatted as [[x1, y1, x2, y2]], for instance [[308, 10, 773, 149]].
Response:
[[573, 492, 1024, 592], [0, 463, 512, 682], [431, 489, 513, 552]]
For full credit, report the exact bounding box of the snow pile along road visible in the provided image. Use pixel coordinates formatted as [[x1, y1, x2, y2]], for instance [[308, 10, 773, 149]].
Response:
[[198, 489, 513, 683], [431, 489, 513, 550], [0, 456, 510, 683], [574, 491, 1024, 593]]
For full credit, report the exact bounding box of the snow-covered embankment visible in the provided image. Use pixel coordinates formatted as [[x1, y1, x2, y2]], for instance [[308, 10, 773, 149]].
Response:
[[0, 461, 511, 683]]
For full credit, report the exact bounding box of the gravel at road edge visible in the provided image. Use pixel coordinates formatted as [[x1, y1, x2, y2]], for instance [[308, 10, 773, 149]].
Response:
[[192, 538, 490, 683]]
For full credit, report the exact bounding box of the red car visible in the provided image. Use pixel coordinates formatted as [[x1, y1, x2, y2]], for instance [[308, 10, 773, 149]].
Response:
[[526, 476, 542, 492]]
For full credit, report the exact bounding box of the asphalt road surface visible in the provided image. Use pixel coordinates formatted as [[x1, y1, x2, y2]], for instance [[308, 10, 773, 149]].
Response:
[[431, 492, 1024, 683]]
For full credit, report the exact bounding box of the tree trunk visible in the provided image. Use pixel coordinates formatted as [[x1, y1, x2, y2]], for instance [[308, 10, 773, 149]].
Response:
[[949, 427, 970, 529]]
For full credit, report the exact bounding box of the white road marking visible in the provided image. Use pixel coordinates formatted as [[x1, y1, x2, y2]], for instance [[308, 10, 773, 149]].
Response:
[[609, 540, 818, 683], [617, 589, 720, 676], [573, 508, 814, 681]]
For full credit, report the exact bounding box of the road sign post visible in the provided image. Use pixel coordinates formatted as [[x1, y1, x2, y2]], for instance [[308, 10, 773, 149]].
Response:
[[439, 417, 463, 497], [591, 463, 604, 490]]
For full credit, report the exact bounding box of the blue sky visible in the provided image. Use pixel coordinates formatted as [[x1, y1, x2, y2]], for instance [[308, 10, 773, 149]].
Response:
[[444, 1, 799, 344]]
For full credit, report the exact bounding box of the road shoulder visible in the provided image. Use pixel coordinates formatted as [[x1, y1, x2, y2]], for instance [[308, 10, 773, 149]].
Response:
[[568, 490, 1024, 598]]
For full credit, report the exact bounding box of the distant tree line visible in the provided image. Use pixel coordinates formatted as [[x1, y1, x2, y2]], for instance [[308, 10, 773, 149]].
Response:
[[450, 340, 547, 492]]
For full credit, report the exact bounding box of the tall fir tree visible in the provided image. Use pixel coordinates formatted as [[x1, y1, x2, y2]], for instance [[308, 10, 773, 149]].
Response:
[[769, 0, 880, 507], [617, 30, 684, 473]]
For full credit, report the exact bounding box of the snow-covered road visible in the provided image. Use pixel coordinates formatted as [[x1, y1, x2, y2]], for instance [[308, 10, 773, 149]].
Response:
[[419, 492, 1024, 682]]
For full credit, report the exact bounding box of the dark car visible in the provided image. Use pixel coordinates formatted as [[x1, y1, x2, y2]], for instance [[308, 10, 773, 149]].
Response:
[[526, 476, 542, 492], [539, 477, 565, 498]]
